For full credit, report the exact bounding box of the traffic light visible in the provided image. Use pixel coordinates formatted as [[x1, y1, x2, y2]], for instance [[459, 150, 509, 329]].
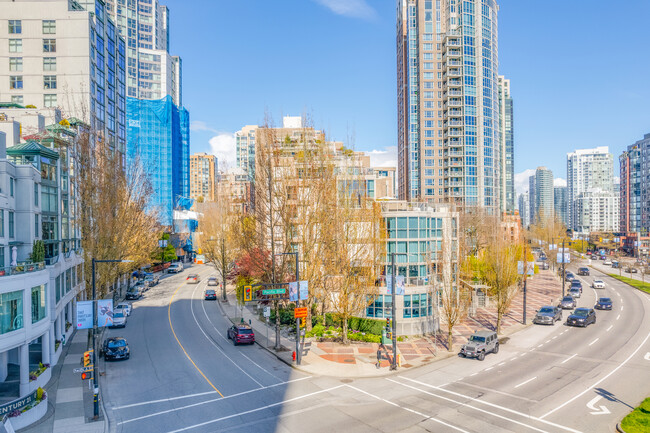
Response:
[[385, 318, 391, 330], [83, 350, 92, 367], [81, 371, 92, 381], [244, 285, 252, 302]]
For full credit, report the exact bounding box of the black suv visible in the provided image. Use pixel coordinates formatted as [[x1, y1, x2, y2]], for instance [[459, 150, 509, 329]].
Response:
[[577, 267, 590, 276], [567, 308, 596, 327]]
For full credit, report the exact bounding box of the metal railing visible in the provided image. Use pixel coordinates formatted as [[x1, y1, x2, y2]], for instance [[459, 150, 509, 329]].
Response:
[[0, 262, 45, 277]]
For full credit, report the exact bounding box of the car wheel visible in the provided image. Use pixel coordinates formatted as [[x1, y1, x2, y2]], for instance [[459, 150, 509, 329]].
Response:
[[227, 331, 230, 339], [593, 317, 596, 324], [493, 343, 499, 354], [233, 340, 238, 346], [459, 353, 466, 358], [126, 354, 130, 360], [478, 351, 485, 361]]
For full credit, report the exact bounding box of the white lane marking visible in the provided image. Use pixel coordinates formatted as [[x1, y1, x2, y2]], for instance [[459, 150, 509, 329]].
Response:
[[588, 338, 599, 346], [399, 377, 581, 433], [561, 354, 578, 364], [552, 336, 558, 340], [187, 284, 264, 387], [485, 367, 494, 371], [540, 329, 650, 419], [545, 340, 551, 344], [616, 314, 621, 320], [386, 379, 549, 433], [197, 285, 283, 381], [586, 396, 611, 415], [470, 372, 478, 376], [520, 353, 527, 357], [514, 377, 537, 389], [644, 352, 650, 361], [498, 362, 507, 366], [606, 325, 613, 332], [113, 376, 312, 411], [164, 385, 346, 433], [621, 306, 624, 311], [537, 344, 544, 348]]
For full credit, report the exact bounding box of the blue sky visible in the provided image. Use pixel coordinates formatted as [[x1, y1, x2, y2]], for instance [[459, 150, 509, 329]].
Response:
[[166, 0, 650, 193]]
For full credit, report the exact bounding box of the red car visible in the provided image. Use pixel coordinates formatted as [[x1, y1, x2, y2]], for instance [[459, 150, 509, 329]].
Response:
[[227, 324, 255, 345], [204, 289, 217, 300]]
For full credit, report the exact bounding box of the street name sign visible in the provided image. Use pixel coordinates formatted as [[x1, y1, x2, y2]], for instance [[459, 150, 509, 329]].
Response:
[[262, 288, 286, 295], [73, 366, 93, 373]]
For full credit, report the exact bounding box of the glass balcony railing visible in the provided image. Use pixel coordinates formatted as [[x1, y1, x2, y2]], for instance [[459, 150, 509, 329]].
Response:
[[0, 262, 46, 277]]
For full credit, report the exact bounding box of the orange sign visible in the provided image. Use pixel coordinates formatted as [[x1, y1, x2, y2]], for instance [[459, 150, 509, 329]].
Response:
[[294, 307, 308, 319]]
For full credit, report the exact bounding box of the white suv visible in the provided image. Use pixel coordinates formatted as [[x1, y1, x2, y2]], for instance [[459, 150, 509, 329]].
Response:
[[167, 263, 183, 273], [592, 279, 605, 289]]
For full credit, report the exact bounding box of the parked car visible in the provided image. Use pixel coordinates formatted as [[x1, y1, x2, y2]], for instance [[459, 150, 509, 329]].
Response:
[[611, 261, 620, 269], [603, 260, 612, 265], [592, 279, 605, 289], [625, 267, 638, 273], [204, 289, 217, 300], [568, 287, 581, 299], [207, 277, 219, 287], [566, 308, 596, 327], [109, 310, 127, 328], [167, 263, 184, 273], [125, 287, 142, 300], [227, 324, 255, 345], [595, 297, 613, 310], [599, 255, 606, 260], [102, 337, 130, 361], [116, 302, 132, 316], [539, 262, 549, 270], [186, 274, 200, 284], [559, 296, 577, 309], [533, 306, 562, 325], [578, 267, 590, 276], [144, 274, 159, 287], [459, 330, 499, 361], [565, 271, 575, 282]]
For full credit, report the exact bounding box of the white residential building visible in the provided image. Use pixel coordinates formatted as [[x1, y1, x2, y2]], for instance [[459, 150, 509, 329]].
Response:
[[574, 191, 619, 233], [0, 0, 127, 155], [567, 147, 617, 232], [235, 125, 258, 179]]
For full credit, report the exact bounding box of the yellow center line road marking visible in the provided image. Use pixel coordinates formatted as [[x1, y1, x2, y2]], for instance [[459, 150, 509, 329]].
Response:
[[168, 281, 224, 398]]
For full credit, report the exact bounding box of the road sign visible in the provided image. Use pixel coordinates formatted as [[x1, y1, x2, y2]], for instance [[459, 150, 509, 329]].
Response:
[[73, 366, 93, 374], [294, 307, 308, 318], [263, 307, 271, 317], [262, 288, 286, 295]]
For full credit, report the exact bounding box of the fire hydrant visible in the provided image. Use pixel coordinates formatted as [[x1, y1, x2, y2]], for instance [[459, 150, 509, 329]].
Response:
[[292, 351, 296, 362]]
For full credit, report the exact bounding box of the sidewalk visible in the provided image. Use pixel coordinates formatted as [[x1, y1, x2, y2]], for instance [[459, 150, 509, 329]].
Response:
[[20, 330, 104, 433], [218, 270, 563, 378]]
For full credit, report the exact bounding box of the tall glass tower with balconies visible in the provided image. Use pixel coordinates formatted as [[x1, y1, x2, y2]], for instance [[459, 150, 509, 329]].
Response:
[[397, 0, 503, 214]]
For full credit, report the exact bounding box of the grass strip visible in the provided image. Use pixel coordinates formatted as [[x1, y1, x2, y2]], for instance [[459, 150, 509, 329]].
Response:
[[607, 274, 650, 294], [621, 397, 650, 433]]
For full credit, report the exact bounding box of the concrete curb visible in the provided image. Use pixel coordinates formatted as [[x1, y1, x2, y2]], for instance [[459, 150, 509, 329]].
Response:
[[616, 422, 627, 433]]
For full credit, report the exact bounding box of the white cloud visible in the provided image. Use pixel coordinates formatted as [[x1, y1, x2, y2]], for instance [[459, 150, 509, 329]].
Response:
[[514, 169, 535, 196], [190, 120, 217, 133], [313, 0, 378, 20], [367, 146, 397, 168], [554, 178, 567, 187], [208, 133, 236, 171]]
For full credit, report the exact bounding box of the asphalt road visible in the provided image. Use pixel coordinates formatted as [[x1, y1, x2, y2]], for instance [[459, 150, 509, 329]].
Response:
[[100, 262, 650, 433]]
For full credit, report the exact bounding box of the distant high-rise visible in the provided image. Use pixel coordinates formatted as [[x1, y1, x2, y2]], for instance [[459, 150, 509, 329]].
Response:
[[535, 167, 554, 222], [397, 0, 503, 213], [620, 134, 650, 235], [236, 125, 258, 179], [190, 153, 218, 202], [554, 186, 568, 227], [518, 192, 530, 228], [528, 175, 536, 225], [498, 76, 515, 213], [567, 147, 616, 232]]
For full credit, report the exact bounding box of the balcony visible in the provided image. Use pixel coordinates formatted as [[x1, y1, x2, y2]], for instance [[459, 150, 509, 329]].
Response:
[[448, 110, 463, 117], [447, 60, 461, 66], [446, 50, 461, 58], [447, 69, 461, 77], [447, 79, 462, 87], [447, 100, 462, 107], [0, 262, 45, 277], [446, 120, 463, 127], [446, 90, 462, 96]]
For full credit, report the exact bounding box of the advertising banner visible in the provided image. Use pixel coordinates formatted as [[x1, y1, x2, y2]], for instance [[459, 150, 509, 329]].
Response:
[[517, 261, 534, 276], [299, 281, 309, 300], [97, 299, 114, 327], [288, 282, 298, 302], [76, 301, 93, 329], [387, 275, 405, 295]]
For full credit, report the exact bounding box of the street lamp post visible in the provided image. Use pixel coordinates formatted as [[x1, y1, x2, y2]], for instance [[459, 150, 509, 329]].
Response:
[[91, 258, 132, 420], [276, 251, 300, 364], [388, 252, 407, 371]]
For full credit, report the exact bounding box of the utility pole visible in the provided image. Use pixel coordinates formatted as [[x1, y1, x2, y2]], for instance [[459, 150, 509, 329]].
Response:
[[294, 252, 300, 365], [562, 238, 566, 297], [91, 259, 99, 420], [269, 166, 280, 351], [390, 253, 397, 370], [523, 241, 527, 325]]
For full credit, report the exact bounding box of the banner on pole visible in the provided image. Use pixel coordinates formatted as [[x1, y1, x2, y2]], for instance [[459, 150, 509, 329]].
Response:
[[97, 299, 114, 327], [387, 275, 405, 295], [299, 280, 309, 300], [288, 281, 298, 302], [76, 301, 93, 329]]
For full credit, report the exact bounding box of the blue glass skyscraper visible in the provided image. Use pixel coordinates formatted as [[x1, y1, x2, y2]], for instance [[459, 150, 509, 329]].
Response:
[[126, 96, 189, 226]]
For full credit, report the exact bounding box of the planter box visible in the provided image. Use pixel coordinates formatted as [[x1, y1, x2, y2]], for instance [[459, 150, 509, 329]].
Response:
[[28, 368, 51, 394], [4, 398, 47, 431]]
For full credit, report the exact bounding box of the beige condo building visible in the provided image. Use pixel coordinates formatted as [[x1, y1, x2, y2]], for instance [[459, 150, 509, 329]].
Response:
[[189, 152, 217, 202]]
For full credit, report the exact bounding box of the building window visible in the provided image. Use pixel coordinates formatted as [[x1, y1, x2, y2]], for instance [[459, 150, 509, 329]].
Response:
[[43, 94, 57, 108], [9, 178, 14, 197], [403, 293, 432, 318], [11, 95, 23, 104], [0, 291, 23, 334], [43, 39, 56, 53], [43, 75, 57, 89], [9, 39, 22, 53], [9, 57, 23, 72], [0, 210, 4, 237], [34, 184, 39, 206], [0, 246, 3, 268], [8, 20, 21, 34], [8, 211, 14, 238], [9, 76, 23, 89], [43, 57, 56, 71], [42, 20, 56, 34], [31, 284, 47, 324], [35, 214, 39, 237], [56, 275, 61, 303], [366, 295, 393, 318]]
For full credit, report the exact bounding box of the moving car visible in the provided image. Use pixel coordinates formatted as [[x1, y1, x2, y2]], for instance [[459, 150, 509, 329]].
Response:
[[565, 272, 575, 282], [539, 262, 549, 270], [570, 279, 583, 293], [204, 289, 217, 300], [227, 324, 255, 345], [566, 308, 596, 327], [533, 306, 562, 325], [559, 296, 577, 309], [595, 297, 613, 310], [207, 277, 219, 286], [577, 267, 590, 276], [144, 274, 159, 287], [116, 302, 132, 316], [603, 260, 612, 265], [568, 287, 581, 299], [592, 279, 605, 289], [102, 337, 130, 360], [625, 267, 638, 273], [109, 310, 127, 328], [612, 261, 620, 269], [186, 274, 200, 284], [459, 330, 499, 361], [167, 263, 184, 273]]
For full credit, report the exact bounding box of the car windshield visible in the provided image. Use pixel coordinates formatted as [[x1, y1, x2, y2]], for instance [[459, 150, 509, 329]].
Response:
[[573, 309, 589, 317], [469, 335, 486, 342], [539, 307, 554, 314], [188, 275, 198, 278], [238, 329, 253, 334], [594, 280, 603, 284], [107, 340, 126, 348], [571, 281, 581, 286], [206, 290, 215, 294], [599, 298, 612, 303], [569, 288, 579, 293], [114, 312, 124, 318], [562, 297, 573, 302]]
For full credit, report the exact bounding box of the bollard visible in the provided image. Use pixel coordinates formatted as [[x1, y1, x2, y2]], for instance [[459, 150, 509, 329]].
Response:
[[292, 351, 296, 362]]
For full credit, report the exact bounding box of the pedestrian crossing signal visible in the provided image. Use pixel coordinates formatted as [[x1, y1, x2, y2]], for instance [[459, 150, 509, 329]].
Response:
[[244, 285, 252, 302], [81, 371, 92, 380]]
